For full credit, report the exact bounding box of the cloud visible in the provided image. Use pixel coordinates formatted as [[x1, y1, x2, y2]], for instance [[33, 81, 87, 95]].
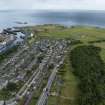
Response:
[[0, 0, 105, 10]]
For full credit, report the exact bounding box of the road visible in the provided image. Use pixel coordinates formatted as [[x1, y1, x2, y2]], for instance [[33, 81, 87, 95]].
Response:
[[36, 58, 64, 105]]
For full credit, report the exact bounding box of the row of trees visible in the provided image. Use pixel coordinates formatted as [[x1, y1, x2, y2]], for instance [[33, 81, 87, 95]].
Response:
[[88, 39, 105, 44], [70, 45, 105, 105]]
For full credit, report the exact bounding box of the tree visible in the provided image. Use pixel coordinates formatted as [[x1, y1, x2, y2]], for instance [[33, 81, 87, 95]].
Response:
[[6, 82, 17, 92]]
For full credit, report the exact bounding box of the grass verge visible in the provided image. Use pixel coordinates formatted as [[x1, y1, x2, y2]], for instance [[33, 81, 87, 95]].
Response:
[[47, 54, 79, 105]]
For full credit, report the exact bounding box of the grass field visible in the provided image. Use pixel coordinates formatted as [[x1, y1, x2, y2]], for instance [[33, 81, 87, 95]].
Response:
[[25, 25, 105, 43]]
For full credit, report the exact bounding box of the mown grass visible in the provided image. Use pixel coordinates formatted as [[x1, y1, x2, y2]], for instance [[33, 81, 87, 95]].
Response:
[[28, 25, 105, 43]]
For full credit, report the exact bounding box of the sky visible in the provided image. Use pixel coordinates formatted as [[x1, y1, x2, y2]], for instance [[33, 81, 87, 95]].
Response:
[[0, 0, 105, 10]]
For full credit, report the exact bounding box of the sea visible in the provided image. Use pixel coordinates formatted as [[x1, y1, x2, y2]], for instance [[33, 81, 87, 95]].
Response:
[[0, 10, 105, 30]]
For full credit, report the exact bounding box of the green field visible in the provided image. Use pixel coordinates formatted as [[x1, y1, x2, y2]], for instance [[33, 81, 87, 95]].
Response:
[[25, 25, 105, 43]]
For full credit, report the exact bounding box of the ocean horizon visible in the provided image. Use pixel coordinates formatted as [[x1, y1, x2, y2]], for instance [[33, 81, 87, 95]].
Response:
[[0, 10, 105, 30]]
